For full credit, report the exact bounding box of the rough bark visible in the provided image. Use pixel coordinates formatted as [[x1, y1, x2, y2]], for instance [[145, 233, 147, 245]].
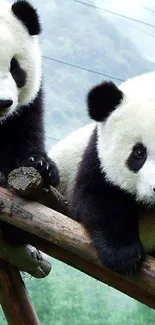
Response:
[[0, 182, 155, 309], [0, 259, 40, 325], [0, 230, 51, 278], [8, 167, 70, 216]]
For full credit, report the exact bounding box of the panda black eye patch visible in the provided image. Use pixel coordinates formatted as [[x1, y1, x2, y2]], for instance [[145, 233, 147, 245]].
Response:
[[126, 142, 147, 173], [10, 58, 26, 88]]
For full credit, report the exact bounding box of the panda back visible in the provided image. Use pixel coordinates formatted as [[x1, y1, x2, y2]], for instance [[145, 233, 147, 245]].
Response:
[[49, 123, 95, 198]]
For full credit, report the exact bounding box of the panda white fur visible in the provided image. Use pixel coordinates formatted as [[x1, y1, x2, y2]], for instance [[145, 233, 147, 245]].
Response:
[[0, 0, 59, 187], [49, 71, 155, 275]]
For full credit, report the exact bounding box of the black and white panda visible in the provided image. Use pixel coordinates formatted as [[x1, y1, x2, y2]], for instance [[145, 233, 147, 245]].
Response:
[[49, 71, 155, 275], [0, 0, 59, 186]]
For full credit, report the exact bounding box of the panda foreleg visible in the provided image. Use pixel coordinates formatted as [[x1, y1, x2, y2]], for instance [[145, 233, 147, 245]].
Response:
[[70, 191, 144, 275], [88, 225, 144, 275]]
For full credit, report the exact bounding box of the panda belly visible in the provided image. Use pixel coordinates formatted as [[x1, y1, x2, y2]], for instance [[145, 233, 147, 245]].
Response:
[[139, 211, 155, 253], [49, 123, 95, 197]]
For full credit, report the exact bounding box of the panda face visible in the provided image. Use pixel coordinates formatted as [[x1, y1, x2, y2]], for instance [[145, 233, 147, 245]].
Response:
[[94, 72, 155, 206], [0, 0, 42, 121]]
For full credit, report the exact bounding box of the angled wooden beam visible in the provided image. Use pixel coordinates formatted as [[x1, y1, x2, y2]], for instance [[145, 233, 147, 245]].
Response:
[[0, 186, 155, 309], [0, 259, 40, 325], [0, 231, 51, 278]]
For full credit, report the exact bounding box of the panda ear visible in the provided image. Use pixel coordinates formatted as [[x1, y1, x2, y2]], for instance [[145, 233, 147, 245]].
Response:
[[87, 81, 123, 122], [12, 0, 41, 36]]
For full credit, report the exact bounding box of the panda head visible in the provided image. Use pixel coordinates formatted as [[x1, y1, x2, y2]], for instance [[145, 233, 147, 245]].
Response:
[[0, 0, 42, 121], [87, 72, 155, 206]]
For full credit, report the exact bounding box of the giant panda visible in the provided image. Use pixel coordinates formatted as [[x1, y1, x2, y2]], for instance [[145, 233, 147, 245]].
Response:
[[49, 71, 155, 275], [0, 0, 59, 187]]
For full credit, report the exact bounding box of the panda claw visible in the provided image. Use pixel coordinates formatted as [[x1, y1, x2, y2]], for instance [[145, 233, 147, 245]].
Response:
[[29, 156, 35, 162], [46, 164, 49, 171], [23, 154, 59, 187], [38, 159, 43, 167]]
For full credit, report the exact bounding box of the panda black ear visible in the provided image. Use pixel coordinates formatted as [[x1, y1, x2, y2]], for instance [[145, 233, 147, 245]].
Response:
[[87, 81, 123, 122], [12, 0, 41, 35]]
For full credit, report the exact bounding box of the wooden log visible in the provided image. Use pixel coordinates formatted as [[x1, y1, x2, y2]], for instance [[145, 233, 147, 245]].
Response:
[[8, 167, 70, 216], [34, 239, 155, 310], [0, 187, 155, 308], [0, 258, 40, 325], [0, 231, 51, 278]]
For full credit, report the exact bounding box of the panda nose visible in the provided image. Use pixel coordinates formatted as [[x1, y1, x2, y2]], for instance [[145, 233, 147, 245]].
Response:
[[153, 187, 155, 193], [0, 100, 13, 110]]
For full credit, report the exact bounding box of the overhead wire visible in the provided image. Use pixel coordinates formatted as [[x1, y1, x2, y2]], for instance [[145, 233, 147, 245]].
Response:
[[45, 1, 155, 143], [46, 136, 60, 142], [43, 56, 125, 82], [73, 0, 155, 29]]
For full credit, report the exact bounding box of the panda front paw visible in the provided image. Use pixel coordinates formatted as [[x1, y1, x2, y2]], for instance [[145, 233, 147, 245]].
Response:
[[97, 240, 144, 275], [27, 155, 59, 187]]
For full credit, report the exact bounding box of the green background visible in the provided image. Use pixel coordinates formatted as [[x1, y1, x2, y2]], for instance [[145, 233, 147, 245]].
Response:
[[0, 259, 155, 324]]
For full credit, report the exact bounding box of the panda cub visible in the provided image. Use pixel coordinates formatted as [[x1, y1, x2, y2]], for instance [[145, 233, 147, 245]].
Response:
[[0, 0, 59, 186], [49, 71, 155, 275]]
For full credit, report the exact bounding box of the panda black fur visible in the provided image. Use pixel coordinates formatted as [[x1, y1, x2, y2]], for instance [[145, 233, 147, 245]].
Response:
[[49, 71, 155, 275], [0, 0, 59, 187]]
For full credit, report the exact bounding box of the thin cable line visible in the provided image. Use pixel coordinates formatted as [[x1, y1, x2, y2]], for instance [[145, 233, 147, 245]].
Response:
[[114, 16, 155, 37], [73, 0, 155, 29], [43, 56, 125, 82], [46, 136, 60, 142]]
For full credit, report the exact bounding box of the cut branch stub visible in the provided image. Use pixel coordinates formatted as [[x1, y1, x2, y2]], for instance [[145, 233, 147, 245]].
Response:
[[8, 167, 43, 200], [8, 167, 70, 216], [0, 228, 51, 278]]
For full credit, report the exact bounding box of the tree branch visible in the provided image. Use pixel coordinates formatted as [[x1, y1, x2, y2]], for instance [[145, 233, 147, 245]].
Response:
[[0, 168, 53, 278], [0, 259, 40, 325], [0, 230, 51, 278], [8, 167, 70, 216], [0, 174, 155, 309]]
